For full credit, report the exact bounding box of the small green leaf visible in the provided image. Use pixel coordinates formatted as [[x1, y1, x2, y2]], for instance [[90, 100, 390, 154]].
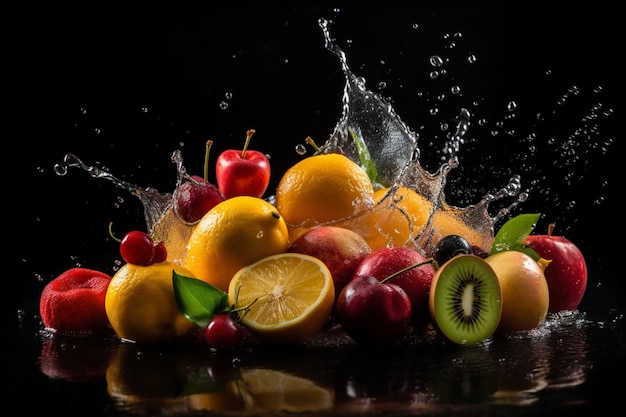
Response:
[[491, 213, 541, 260], [178, 366, 230, 396], [349, 128, 380, 186], [172, 271, 230, 328]]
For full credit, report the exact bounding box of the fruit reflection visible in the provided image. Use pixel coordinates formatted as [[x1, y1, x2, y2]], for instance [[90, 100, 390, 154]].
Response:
[[544, 311, 589, 389], [428, 345, 500, 404], [491, 334, 551, 405], [491, 311, 589, 405], [237, 368, 334, 413], [105, 343, 210, 406], [39, 332, 116, 382], [105, 341, 335, 414]]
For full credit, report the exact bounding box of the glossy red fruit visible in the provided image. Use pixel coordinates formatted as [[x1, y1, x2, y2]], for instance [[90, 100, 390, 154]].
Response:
[[173, 175, 224, 224], [152, 241, 168, 263], [215, 129, 271, 199], [204, 314, 243, 349], [524, 225, 588, 312], [335, 275, 412, 346], [120, 231, 155, 266], [352, 246, 435, 324], [39, 268, 113, 333], [288, 225, 371, 299]]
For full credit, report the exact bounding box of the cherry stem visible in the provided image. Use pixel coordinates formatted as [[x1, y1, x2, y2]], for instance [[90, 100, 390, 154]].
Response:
[[380, 259, 435, 284], [230, 283, 259, 322], [305, 136, 320, 151], [108, 222, 121, 243], [204, 140, 213, 182], [241, 129, 256, 159]]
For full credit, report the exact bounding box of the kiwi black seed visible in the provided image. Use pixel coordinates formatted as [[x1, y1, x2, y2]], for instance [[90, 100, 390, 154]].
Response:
[[429, 254, 502, 345]]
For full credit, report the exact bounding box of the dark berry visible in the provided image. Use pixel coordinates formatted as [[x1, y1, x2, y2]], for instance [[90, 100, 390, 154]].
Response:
[[205, 314, 242, 349], [434, 234, 472, 265], [120, 231, 155, 266]]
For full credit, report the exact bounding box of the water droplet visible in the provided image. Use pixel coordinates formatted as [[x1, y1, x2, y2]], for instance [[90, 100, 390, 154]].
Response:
[[295, 144, 307, 155], [219, 101, 229, 110], [467, 54, 477, 64], [451, 85, 461, 94], [429, 55, 444, 67], [224, 91, 233, 100], [429, 71, 439, 79], [256, 231, 264, 238], [507, 101, 517, 111]]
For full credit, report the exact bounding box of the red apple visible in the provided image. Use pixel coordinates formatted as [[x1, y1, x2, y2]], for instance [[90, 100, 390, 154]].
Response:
[[335, 274, 412, 346], [39, 268, 113, 334], [288, 226, 372, 298], [173, 140, 224, 224], [523, 223, 588, 313], [215, 129, 271, 199], [352, 246, 435, 324]]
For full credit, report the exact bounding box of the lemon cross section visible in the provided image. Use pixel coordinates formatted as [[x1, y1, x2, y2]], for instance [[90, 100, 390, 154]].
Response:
[[228, 253, 335, 344]]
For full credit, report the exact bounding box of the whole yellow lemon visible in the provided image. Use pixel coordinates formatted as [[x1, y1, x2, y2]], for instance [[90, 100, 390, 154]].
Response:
[[183, 196, 290, 291]]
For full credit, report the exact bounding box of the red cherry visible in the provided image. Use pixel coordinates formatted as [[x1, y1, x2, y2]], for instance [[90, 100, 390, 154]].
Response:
[[120, 231, 155, 266], [336, 275, 412, 346], [151, 241, 168, 264], [204, 314, 243, 349]]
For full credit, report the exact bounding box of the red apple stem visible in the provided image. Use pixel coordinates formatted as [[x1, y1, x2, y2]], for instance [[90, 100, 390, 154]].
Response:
[[241, 129, 256, 159], [204, 140, 213, 182], [547, 222, 555, 236], [305, 136, 320, 151], [380, 259, 435, 284]]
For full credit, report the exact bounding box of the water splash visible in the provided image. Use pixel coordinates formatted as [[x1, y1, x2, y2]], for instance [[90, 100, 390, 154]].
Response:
[[54, 154, 172, 232], [316, 18, 526, 255], [54, 18, 532, 260]]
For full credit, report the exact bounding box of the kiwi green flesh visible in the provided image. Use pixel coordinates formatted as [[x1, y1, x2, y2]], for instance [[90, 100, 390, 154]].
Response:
[[432, 254, 502, 345]]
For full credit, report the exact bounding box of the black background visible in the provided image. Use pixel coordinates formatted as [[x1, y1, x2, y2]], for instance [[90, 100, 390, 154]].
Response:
[[10, 3, 622, 322]]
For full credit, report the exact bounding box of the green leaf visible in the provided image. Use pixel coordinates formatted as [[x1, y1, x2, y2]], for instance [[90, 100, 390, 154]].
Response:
[[178, 366, 230, 396], [172, 271, 230, 328], [349, 128, 380, 186], [491, 213, 541, 260]]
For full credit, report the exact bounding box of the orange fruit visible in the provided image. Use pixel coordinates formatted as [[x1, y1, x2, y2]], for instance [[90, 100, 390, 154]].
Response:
[[183, 196, 290, 291], [275, 153, 375, 232], [484, 251, 550, 332], [352, 186, 433, 250], [227, 253, 335, 344], [105, 262, 198, 344], [366, 186, 493, 255]]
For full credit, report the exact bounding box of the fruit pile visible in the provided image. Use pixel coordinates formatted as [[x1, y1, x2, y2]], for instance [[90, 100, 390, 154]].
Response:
[[39, 132, 588, 348]]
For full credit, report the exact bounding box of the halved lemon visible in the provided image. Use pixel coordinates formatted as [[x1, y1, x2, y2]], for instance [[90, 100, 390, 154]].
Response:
[[227, 253, 335, 344]]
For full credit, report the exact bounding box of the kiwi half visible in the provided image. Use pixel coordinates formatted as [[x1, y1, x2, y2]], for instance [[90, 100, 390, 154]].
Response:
[[429, 254, 502, 345]]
